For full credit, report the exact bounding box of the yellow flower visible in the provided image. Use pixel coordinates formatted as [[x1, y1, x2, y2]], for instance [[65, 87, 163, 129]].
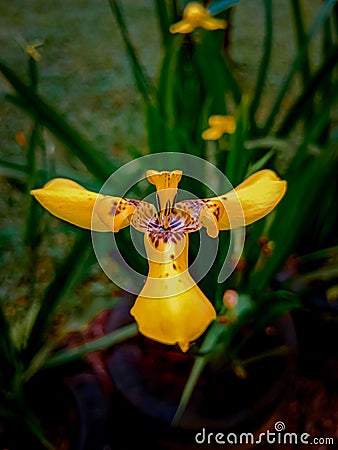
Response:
[[169, 2, 227, 34], [17, 36, 43, 61], [31, 169, 286, 351], [202, 115, 236, 140]]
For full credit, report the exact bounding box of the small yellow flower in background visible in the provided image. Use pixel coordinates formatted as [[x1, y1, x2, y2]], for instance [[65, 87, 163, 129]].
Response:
[[31, 169, 286, 352], [169, 2, 227, 34], [17, 36, 43, 61], [202, 115, 236, 141]]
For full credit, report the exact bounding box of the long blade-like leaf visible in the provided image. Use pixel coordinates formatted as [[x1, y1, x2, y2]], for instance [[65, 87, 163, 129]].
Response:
[[249, 0, 273, 130], [262, 0, 337, 133], [276, 44, 338, 137], [108, 0, 154, 104], [44, 323, 138, 368]]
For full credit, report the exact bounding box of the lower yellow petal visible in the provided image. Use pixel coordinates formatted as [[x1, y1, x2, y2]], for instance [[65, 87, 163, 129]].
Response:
[[206, 170, 287, 229], [130, 233, 216, 351], [130, 287, 216, 352]]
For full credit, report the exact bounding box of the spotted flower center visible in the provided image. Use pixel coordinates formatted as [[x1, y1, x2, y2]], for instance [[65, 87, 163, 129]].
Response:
[[130, 170, 199, 246], [137, 205, 201, 247]]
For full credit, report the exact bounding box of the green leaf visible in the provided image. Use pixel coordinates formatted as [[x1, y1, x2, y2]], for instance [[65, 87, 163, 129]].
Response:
[[44, 323, 138, 368], [193, 31, 241, 107], [0, 159, 29, 183], [276, 44, 338, 137], [24, 121, 43, 248], [0, 306, 18, 370], [249, 150, 334, 293], [245, 149, 275, 176], [146, 104, 166, 153], [171, 356, 206, 427], [263, 0, 337, 134], [225, 96, 250, 185], [171, 321, 225, 426], [251, 291, 300, 331], [108, 0, 154, 104], [289, 0, 311, 87], [249, 0, 273, 130], [162, 35, 183, 124], [154, 0, 172, 46]]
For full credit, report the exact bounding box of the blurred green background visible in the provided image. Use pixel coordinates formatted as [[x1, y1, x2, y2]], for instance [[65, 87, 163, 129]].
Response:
[[0, 0, 337, 448]]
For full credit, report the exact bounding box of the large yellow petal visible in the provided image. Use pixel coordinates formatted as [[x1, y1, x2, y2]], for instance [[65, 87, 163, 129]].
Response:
[[207, 169, 287, 229], [169, 3, 227, 34], [169, 20, 195, 34], [208, 115, 236, 133], [131, 288, 216, 353], [201, 126, 224, 141], [31, 178, 136, 232], [200, 16, 227, 31], [130, 233, 216, 352]]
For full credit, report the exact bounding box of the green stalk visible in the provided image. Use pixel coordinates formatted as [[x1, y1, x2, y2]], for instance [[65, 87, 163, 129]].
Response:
[[44, 323, 138, 368], [0, 306, 18, 371], [220, 50, 242, 105], [276, 44, 338, 137], [318, 11, 334, 144], [24, 122, 41, 248], [289, 0, 311, 86], [162, 35, 184, 130], [171, 356, 207, 427], [171, 322, 225, 427], [225, 96, 250, 185], [108, 0, 154, 104], [154, 0, 171, 46], [249, 0, 273, 131], [289, 0, 314, 127], [24, 54, 45, 248], [262, 0, 336, 134]]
